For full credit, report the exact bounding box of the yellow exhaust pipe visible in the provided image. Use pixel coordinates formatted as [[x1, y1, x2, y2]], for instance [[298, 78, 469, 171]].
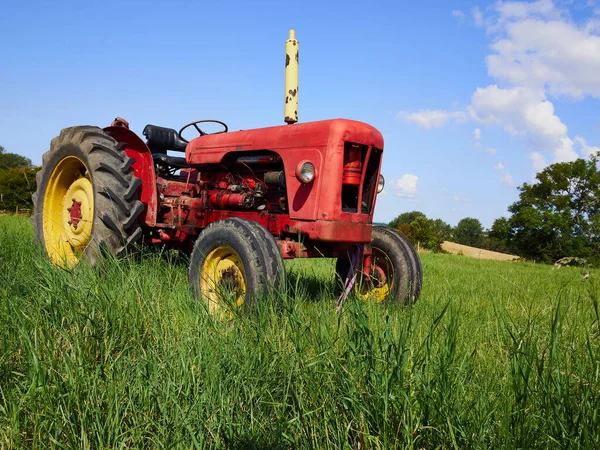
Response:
[[284, 29, 298, 124]]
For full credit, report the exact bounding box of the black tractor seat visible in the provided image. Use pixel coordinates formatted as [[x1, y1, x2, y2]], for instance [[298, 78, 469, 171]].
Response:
[[143, 124, 188, 153], [143, 124, 189, 169]]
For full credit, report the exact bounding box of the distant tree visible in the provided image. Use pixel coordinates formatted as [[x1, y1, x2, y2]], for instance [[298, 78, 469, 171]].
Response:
[[389, 211, 426, 229], [390, 211, 448, 252], [431, 218, 453, 242], [454, 217, 484, 247], [488, 217, 513, 253], [0, 145, 32, 171], [502, 154, 600, 264], [0, 166, 39, 212]]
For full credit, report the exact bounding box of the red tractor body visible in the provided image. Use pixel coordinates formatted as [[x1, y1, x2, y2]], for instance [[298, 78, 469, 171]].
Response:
[[107, 118, 384, 259], [32, 30, 422, 311]]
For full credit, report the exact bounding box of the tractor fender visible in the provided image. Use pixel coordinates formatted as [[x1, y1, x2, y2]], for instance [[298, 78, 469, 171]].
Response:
[[104, 126, 158, 226]]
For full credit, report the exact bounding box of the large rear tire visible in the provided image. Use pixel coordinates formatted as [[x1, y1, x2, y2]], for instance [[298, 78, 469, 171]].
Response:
[[188, 218, 286, 316], [336, 226, 422, 305], [32, 126, 144, 267]]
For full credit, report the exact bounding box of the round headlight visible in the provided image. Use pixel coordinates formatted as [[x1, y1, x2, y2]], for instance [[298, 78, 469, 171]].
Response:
[[296, 161, 315, 184], [377, 174, 385, 193]]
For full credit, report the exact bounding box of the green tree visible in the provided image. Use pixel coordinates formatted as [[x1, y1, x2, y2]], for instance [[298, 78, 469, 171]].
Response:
[[454, 217, 484, 247], [504, 154, 600, 264], [431, 218, 453, 241], [389, 211, 426, 230], [0, 145, 32, 171], [0, 166, 39, 212], [389, 212, 449, 252]]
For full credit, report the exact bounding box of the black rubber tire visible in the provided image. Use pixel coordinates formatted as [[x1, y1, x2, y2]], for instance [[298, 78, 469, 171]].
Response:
[[226, 218, 286, 294], [32, 126, 144, 266], [375, 226, 423, 300], [188, 218, 286, 313], [336, 226, 422, 305]]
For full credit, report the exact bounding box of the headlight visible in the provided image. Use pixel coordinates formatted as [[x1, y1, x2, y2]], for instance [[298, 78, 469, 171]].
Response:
[[296, 161, 315, 183], [377, 174, 385, 193]]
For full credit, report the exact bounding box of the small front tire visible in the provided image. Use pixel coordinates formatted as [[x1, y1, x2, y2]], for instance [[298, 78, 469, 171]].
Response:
[[336, 226, 422, 305], [188, 218, 285, 315]]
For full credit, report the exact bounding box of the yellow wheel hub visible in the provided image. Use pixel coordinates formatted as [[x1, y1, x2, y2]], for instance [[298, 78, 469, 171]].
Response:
[[200, 246, 247, 314], [42, 156, 94, 267], [357, 248, 392, 303]]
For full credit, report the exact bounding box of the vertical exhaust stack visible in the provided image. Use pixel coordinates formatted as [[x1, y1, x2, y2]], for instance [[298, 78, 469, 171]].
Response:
[[284, 29, 299, 124]]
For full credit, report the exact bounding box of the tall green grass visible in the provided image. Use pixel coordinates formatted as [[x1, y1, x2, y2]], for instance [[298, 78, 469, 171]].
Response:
[[0, 215, 598, 449]]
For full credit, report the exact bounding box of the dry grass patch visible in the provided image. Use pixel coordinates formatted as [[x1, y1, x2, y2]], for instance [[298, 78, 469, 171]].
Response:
[[441, 241, 519, 261]]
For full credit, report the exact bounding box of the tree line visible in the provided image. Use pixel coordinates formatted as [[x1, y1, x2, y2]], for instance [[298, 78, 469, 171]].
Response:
[[389, 153, 600, 266], [0, 145, 38, 213]]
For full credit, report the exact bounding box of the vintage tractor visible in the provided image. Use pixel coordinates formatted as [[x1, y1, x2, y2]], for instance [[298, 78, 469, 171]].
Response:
[[32, 31, 422, 313]]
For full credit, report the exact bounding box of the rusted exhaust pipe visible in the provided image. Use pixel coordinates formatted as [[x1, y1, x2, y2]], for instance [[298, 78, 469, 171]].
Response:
[[284, 29, 298, 124]]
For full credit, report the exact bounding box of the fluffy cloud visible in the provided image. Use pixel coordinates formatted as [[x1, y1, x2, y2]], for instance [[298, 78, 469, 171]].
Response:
[[453, 195, 471, 202], [472, 128, 482, 146], [500, 172, 515, 186], [575, 136, 600, 158], [394, 174, 419, 198], [494, 162, 504, 170], [469, 85, 578, 163], [531, 152, 547, 172], [399, 0, 600, 175], [452, 10, 465, 23], [486, 147, 497, 155], [486, 12, 600, 98], [397, 110, 466, 129]]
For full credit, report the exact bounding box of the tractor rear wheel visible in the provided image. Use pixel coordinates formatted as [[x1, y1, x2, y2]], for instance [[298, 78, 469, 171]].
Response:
[[32, 126, 144, 267], [336, 226, 422, 305], [188, 218, 285, 316]]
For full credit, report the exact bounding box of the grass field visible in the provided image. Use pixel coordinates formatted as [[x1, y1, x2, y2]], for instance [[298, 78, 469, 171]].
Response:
[[1, 215, 599, 449]]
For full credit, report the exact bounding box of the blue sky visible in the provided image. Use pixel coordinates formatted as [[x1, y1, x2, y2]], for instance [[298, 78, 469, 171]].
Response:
[[1, 0, 599, 228]]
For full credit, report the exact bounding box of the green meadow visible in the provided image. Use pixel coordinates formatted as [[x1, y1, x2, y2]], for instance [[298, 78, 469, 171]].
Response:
[[0, 215, 598, 449]]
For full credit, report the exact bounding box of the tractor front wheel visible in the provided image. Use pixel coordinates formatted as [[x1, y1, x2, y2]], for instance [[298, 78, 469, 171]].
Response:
[[32, 126, 144, 267], [336, 226, 422, 305], [188, 218, 286, 316]]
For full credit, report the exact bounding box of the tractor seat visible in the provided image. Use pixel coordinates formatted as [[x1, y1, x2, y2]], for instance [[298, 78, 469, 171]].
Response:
[[143, 124, 188, 153]]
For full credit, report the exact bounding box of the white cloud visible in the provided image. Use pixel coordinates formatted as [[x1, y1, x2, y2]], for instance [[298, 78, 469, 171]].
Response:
[[531, 152, 547, 172], [494, 162, 504, 170], [575, 136, 600, 158], [486, 147, 497, 155], [472, 128, 482, 146], [473, 6, 484, 26], [500, 172, 515, 186], [397, 110, 467, 129], [453, 195, 471, 202], [495, 0, 557, 21], [399, 1, 599, 174], [395, 174, 419, 198], [485, 2, 600, 98], [469, 85, 579, 164], [452, 10, 465, 23]]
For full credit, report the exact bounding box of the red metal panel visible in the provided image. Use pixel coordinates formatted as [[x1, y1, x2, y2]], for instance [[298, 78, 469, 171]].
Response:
[[186, 119, 383, 222], [104, 126, 158, 226], [186, 119, 383, 165]]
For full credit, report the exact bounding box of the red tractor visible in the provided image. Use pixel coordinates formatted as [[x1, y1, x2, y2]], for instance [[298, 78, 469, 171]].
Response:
[[32, 31, 422, 313]]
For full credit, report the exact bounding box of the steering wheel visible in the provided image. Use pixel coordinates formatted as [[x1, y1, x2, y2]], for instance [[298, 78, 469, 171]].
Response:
[[178, 120, 229, 142]]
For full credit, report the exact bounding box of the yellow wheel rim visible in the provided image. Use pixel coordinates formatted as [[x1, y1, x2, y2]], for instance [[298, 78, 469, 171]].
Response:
[[42, 156, 94, 267], [200, 245, 247, 314], [356, 248, 392, 303]]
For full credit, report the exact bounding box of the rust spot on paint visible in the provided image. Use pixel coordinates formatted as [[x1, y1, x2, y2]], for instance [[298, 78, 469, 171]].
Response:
[[288, 89, 297, 97], [296, 51, 299, 63], [285, 53, 290, 67], [285, 97, 288, 104]]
